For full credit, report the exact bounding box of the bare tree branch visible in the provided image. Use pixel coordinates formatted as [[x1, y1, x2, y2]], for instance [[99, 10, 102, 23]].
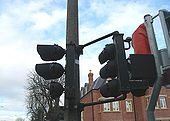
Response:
[[26, 71, 65, 121]]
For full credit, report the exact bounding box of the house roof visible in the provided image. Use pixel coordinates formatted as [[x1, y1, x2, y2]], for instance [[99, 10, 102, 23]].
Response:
[[89, 77, 105, 91], [80, 77, 106, 99]]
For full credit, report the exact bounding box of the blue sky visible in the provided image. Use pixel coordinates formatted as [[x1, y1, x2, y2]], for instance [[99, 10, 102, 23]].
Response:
[[0, 0, 170, 120]]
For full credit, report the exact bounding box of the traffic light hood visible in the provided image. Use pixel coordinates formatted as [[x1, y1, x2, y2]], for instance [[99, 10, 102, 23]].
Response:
[[98, 44, 116, 64], [50, 81, 64, 99], [37, 44, 66, 61], [35, 63, 65, 80], [100, 78, 121, 98]]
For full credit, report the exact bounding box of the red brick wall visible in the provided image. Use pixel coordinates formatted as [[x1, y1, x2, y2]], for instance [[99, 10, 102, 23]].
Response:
[[80, 90, 101, 121], [119, 99, 135, 121], [133, 96, 147, 121], [155, 86, 170, 120], [81, 92, 93, 121], [80, 85, 170, 121], [81, 91, 136, 121]]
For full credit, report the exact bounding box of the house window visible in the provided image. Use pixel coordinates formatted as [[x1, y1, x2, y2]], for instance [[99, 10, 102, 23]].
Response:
[[155, 101, 159, 109], [104, 103, 110, 111], [113, 101, 119, 111], [81, 111, 84, 121], [160, 96, 167, 109], [146, 97, 150, 105], [126, 100, 132, 112]]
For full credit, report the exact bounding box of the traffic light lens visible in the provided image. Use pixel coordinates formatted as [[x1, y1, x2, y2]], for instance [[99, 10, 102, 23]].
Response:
[[98, 44, 116, 64], [99, 60, 117, 79], [35, 63, 65, 80], [100, 78, 121, 98], [37, 44, 65, 61], [50, 82, 64, 99]]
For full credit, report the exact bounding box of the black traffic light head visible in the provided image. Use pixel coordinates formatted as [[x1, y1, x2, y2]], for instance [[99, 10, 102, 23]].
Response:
[[37, 44, 66, 61], [98, 33, 130, 96], [35, 63, 65, 80], [98, 44, 116, 64], [100, 78, 121, 98], [99, 60, 117, 79], [50, 81, 64, 99], [129, 54, 157, 82]]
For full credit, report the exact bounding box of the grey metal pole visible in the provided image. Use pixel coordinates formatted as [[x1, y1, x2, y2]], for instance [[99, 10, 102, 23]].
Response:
[[64, 0, 80, 121], [144, 14, 163, 121], [159, 9, 170, 58]]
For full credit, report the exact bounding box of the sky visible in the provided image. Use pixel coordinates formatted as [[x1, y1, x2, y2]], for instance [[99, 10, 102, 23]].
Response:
[[0, 0, 170, 120]]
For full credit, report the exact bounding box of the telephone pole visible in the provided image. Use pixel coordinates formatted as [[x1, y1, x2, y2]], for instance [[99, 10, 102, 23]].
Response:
[[64, 0, 81, 121]]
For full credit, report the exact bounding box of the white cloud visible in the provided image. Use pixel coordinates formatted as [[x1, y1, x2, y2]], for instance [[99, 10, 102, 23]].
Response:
[[80, 56, 102, 86], [31, 9, 66, 30], [79, 0, 151, 40]]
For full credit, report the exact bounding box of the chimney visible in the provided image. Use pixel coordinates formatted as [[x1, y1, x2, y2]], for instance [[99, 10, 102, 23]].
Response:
[[88, 70, 93, 88]]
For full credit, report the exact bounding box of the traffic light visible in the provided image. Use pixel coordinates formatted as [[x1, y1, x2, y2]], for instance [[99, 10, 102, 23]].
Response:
[[99, 33, 130, 98], [49, 81, 64, 99], [35, 44, 65, 80]]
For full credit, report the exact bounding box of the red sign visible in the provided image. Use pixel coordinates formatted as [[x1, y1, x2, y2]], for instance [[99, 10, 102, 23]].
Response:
[[132, 23, 151, 54]]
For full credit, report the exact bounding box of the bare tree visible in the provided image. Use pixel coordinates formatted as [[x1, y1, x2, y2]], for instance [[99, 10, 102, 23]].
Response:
[[26, 71, 65, 121]]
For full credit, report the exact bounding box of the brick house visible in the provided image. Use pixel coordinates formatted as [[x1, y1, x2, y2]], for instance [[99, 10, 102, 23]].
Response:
[[80, 71, 170, 121]]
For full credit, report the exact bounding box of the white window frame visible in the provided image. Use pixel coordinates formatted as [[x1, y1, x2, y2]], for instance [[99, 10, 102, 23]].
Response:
[[160, 96, 167, 109], [112, 101, 119, 112], [146, 97, 150, 105], [126, 99, 133, 112], [155, 101, 159, 109], [81, 111, 84, 121], [103, 103, 110, 112]]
